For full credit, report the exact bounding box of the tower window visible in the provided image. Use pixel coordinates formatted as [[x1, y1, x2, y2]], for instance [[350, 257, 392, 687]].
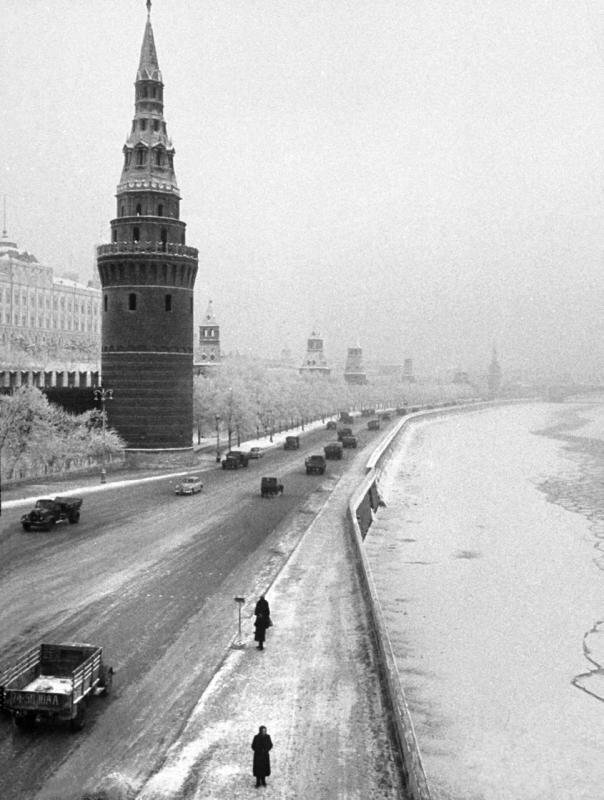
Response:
[[112, 229, 117, 242], [152, 87, 156, 98], [160, 229, 167, 251], [128, 293, 137, 311], [190, 297, 193, 313], [141, 119, 147, 131], [136, 149, 146, 166], [165, 294, 172, 311], [103, 295, 108, 312], [157, 204, 163, 217], [153, 119, 160, 131], [120, 204, 125, 217], [155, 151, 162, 166], [142, 87, 148, 98], [124, 152, 131, 167], [133, 227, 140, 243], [136, 203, 142, 216]]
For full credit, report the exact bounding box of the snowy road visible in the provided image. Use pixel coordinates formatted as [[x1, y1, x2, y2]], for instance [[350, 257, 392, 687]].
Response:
[[365, 402, 604, 800]]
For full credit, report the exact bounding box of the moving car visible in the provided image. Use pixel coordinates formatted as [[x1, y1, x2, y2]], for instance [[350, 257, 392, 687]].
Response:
[[260, 477, 284, 497], [222, 450, 250, 469], [326, 421, 337, 430], [324, 441, 343, 460], [341, 435, 357, 449], [248, 447, 264, 459], [367, 419, 381, 431], [174, 476, 203, 495], [305, 455, 326, 475], [283, 436, 300, 450]]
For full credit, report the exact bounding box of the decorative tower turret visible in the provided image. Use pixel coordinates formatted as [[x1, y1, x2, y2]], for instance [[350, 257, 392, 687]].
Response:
[[344, 344, 367, 384], [97, 1, 198, 466], [299, 331, 330, 376], [194, 299, 221, 375], [488, 345, 502, 397]]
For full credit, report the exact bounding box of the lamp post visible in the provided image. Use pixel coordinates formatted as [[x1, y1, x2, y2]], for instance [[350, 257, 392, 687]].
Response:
[[93, 386, 113, 484], [215, 414, 221, 462], [267, 409, 273, 443]]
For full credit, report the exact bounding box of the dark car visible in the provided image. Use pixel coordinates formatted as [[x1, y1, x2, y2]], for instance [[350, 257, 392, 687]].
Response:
[[21, 497, 83, 532], [326, 420, 337, 430], [341, 435, 357, 449], [324, 441, 343, 460], [284, 436, 300, 450], [222, 450, 250, 469], [260, 477, 284, 497], [380, 412, 391, 421], [396, 407, 408, 416], [361, 408, 375, 417], [367, 419, 381, 431], [337, 427, 353, 442], [305, 455, 326, 475], [339, 412, 354, 424]]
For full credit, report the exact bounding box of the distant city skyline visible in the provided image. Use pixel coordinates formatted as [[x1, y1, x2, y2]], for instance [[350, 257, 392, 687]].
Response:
[[2, 1, 602, 376]]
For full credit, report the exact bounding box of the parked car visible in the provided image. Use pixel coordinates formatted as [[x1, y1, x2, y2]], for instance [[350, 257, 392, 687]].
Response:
[[341, 435, 357, 449], [0, 642, 113, 731], [260, 477, 284, 497], [367, 419, 381, 431], [324, 442, 343, 460], [175, 476, 203, 495], [284, 436, 300, 450], [222, 450, 250, 469], [361, 408, 375, 417], [21, 497, 83, 532], [248, 447, 264, 459], [305, 455, 326, 475], [326, 421, 337, 430]]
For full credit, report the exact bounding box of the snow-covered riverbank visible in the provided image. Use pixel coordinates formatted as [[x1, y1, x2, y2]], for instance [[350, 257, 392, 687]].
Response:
[[365, 403, 604, 800]]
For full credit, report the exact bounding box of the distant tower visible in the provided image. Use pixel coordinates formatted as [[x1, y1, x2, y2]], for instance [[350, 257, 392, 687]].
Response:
[[402, 358, 415, 383], [299, 331, 331, 376], [344, 344, 367, 384], [195, 299, 221, 375], [96, 1, 198, 465], [488, 346, 502, 396]]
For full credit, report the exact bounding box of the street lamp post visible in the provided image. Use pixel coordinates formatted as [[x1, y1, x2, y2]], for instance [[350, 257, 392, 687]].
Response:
[[215, 414, 221, 462], [267, 409, 273, 443], [93, 386, 113, 484]]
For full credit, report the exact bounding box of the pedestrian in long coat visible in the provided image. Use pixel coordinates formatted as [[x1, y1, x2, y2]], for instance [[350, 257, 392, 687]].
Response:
[[254, 595, 271, 650], [252, 725, 273, 787]]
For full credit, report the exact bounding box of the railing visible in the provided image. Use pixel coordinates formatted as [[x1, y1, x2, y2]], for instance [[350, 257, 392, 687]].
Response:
[[97, 242, 198, 258]]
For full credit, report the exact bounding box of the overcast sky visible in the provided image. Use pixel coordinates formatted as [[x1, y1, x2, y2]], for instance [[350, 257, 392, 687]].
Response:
[[1, 1, 602, 377]]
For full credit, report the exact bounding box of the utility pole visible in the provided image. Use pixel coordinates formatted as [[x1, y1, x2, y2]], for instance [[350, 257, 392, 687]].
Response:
[[93, 386, 113, 483]]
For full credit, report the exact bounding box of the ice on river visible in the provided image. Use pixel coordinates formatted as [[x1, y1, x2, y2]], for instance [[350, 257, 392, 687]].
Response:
[[365, 403, 604, 800]]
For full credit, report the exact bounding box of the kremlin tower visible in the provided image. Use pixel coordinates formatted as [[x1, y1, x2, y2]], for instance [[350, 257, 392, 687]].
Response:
[[299, 331, 331, 376], [194, 299, 221, 375], [344, 344, 367, 385], [96, 1, 198, 466]]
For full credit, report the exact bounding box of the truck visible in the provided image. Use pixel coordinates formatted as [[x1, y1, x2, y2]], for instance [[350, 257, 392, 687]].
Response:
[[305, 454, 326, 475], [0, 642, 113, 732], [283, 436, 300, 450], [341, 434, 357, 449], [21, 497, 83, 532], [367, 419, 381, 431], [337, 427, 353, 442], [221, 450, 250, 469], [260, 477, 284, 498], [339, 411, 354, 424], [324, 442, 343, 460]]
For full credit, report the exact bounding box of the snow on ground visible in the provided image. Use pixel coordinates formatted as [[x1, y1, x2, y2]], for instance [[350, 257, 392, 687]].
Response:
[[365, 403, 604, 800]]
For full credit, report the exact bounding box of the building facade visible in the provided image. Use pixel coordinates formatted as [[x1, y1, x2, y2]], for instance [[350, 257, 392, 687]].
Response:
[[0, 231, 100, 374], [96, 2, 198, 463]]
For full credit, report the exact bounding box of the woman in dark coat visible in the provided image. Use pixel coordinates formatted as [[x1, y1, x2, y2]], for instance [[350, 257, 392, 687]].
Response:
[[254, 595, 271, 650], [251, 725, 273, 787]]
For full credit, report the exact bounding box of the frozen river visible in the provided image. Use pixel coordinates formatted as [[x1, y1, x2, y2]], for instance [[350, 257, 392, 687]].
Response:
[[365, 401, 604, 800]]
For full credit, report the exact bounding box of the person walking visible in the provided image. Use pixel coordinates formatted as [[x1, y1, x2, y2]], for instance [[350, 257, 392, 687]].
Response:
[[254, 595, 271, 650], [251, 725, 273, 787]]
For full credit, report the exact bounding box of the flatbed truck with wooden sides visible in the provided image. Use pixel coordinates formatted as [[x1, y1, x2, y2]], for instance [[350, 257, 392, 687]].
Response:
[[0, 642, 113, 732]]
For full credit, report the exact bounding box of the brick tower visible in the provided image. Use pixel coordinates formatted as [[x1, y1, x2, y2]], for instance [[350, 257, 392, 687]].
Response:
[[299, 331, 331, 376], [344, 344, 367, 384], [96, 1, 198, 466]]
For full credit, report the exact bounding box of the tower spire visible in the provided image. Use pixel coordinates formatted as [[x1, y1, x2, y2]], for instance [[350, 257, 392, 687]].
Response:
[[147, 0, 152, 17]]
